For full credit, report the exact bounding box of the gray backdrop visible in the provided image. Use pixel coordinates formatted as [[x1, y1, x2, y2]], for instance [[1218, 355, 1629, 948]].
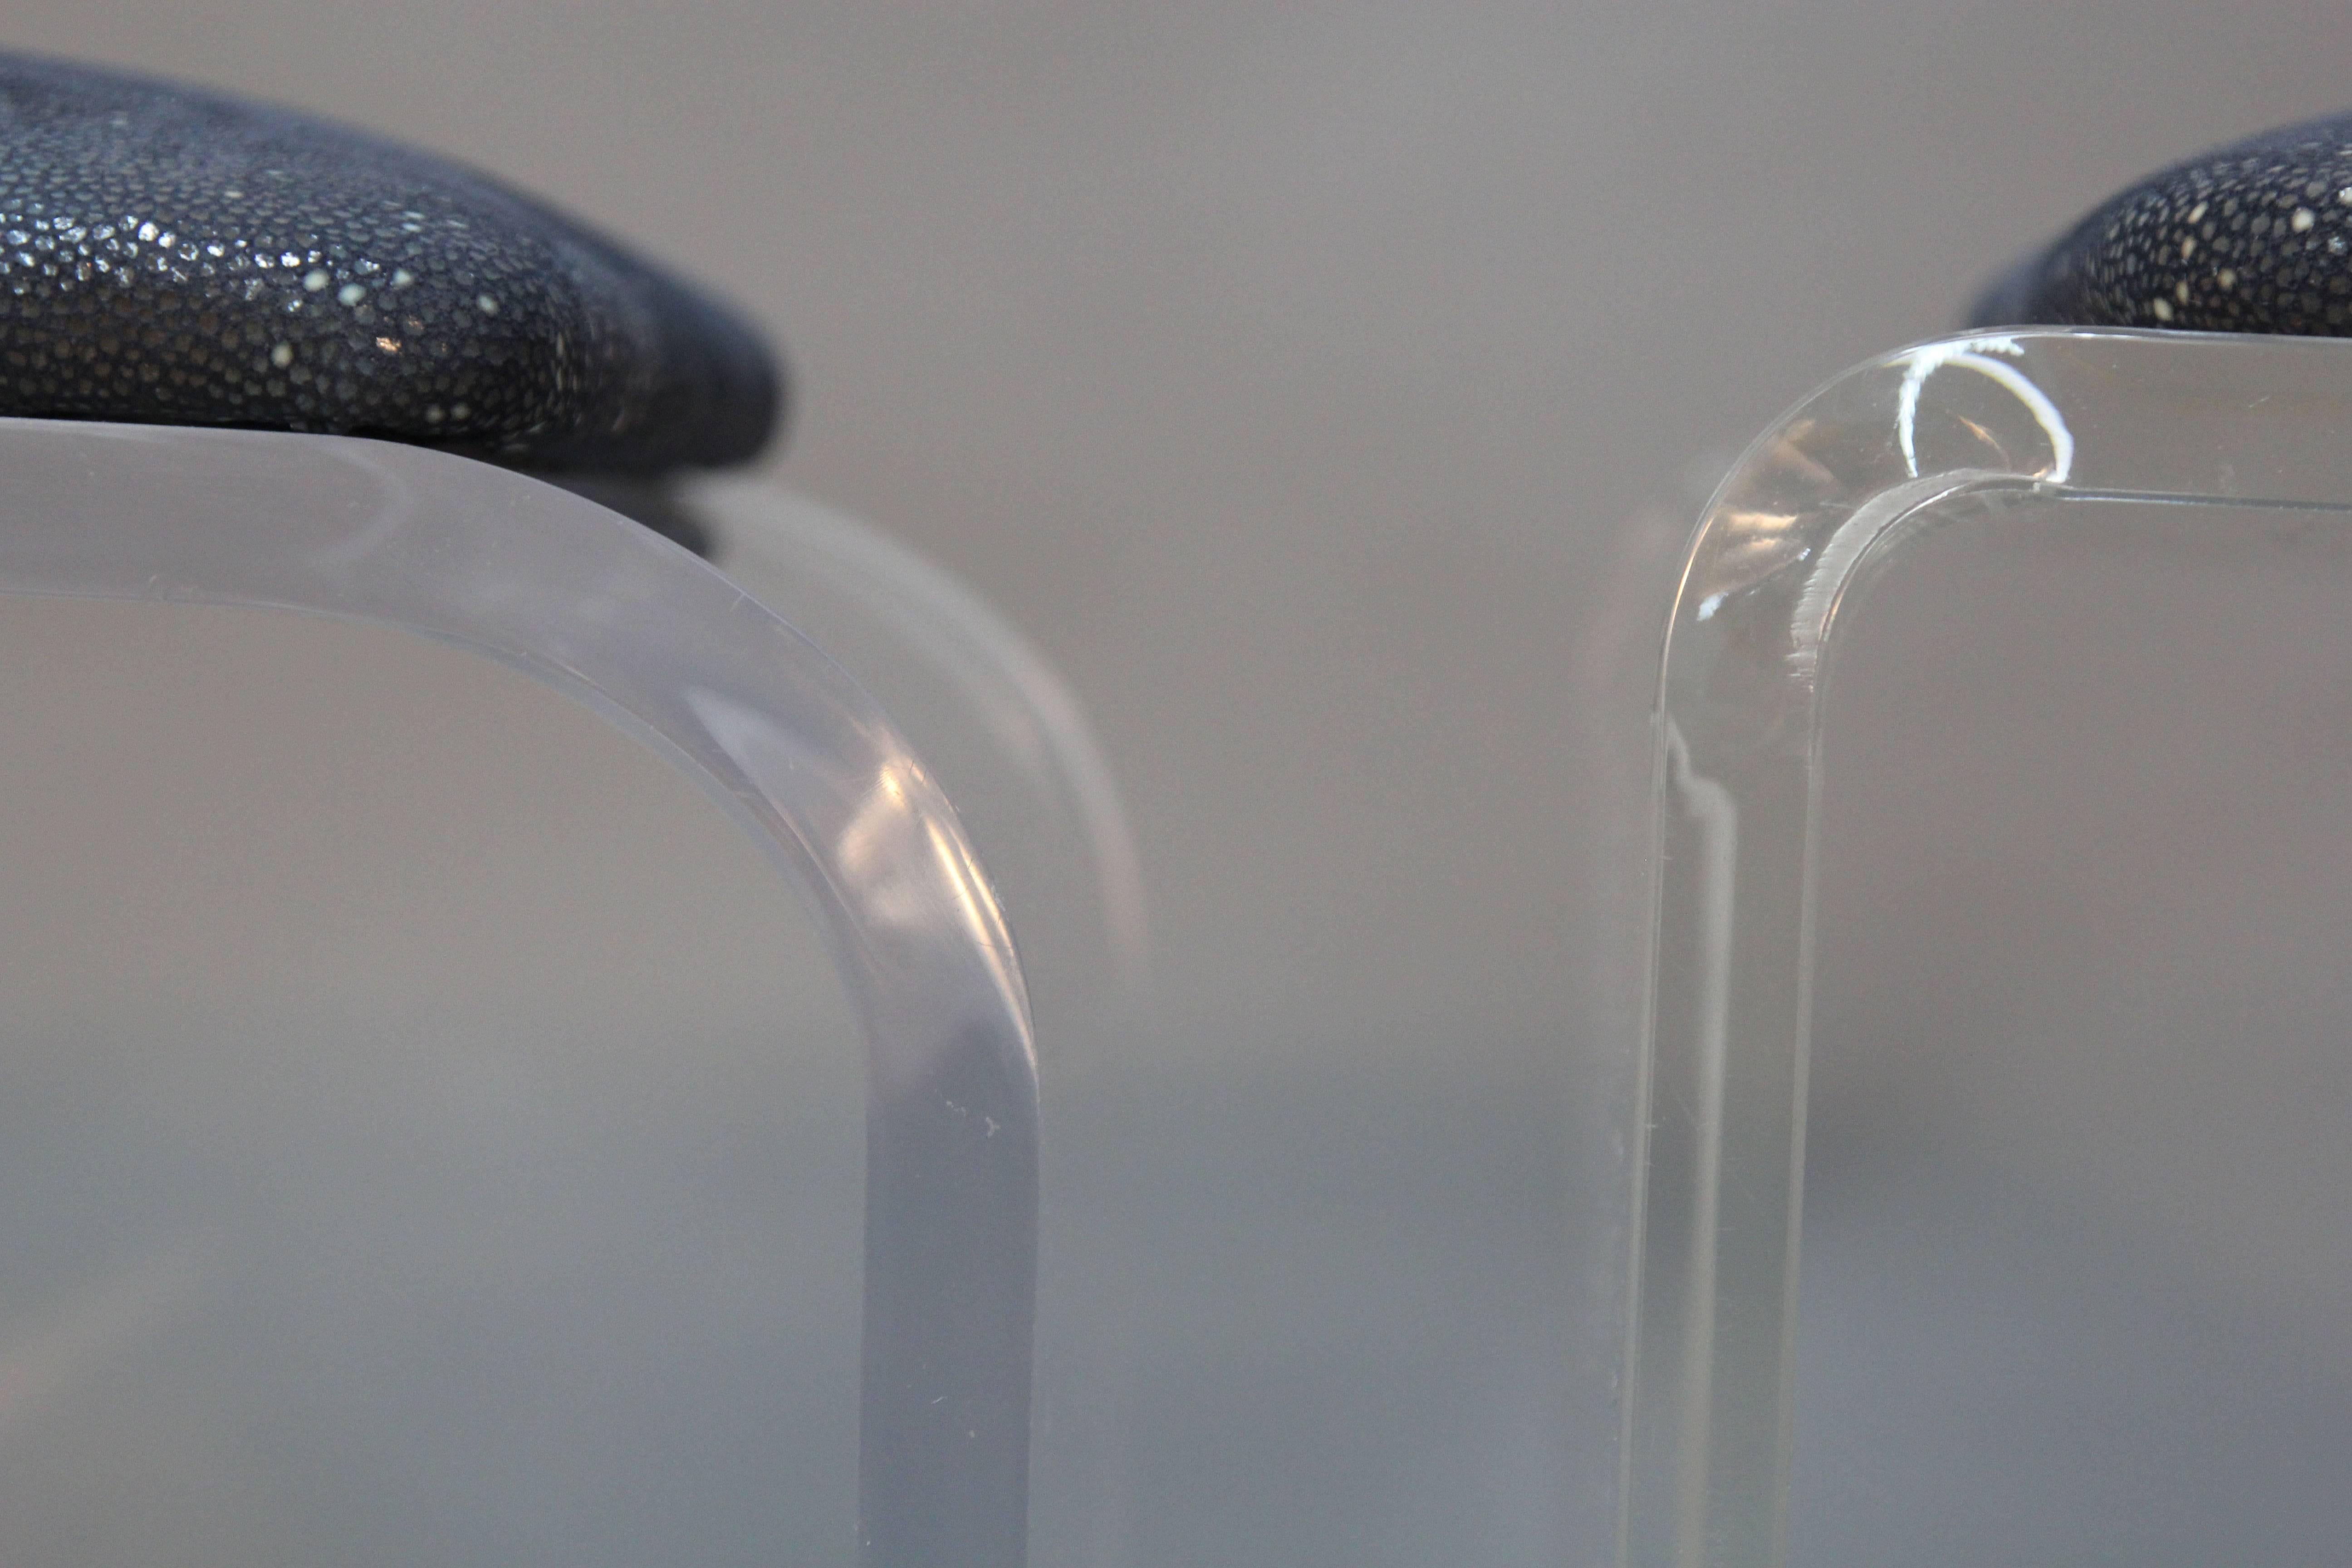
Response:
[[6, 5, 2350, 1563]]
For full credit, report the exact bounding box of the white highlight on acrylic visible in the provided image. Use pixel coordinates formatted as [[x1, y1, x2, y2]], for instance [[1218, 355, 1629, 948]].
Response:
[[1786, 336, 2081, 685], [1894, 334, 2074, 485]]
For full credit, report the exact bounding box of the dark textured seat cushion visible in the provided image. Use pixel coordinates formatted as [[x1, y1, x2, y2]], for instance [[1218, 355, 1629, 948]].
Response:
[[1971, 112, 2352, 337], [0, 54, 778, 472]]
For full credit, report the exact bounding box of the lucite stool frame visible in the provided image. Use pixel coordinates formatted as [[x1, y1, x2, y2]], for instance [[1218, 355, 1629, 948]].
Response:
[[1624, 327, 2352, 1568], [0, 417, 1041, 1568]]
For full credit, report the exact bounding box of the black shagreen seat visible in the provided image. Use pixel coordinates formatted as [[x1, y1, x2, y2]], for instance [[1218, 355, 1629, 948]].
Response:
[[0, 53, 777, 474], [1972, 110, 2352, 336]]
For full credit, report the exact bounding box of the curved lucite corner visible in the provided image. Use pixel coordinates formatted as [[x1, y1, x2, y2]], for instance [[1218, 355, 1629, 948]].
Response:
[[0, 418, 1039, 1568], [692, 478, 1147, 1011], [1622, 328, 2352, 1568]]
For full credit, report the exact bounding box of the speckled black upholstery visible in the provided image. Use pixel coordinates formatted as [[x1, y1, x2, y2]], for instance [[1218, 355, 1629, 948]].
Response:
[[1972, 112, 2352, 337], [0, 53, 777, 473]]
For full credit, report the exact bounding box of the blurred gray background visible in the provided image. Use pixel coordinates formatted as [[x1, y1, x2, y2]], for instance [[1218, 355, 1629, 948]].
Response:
[[7, 4, 2352, 1564]]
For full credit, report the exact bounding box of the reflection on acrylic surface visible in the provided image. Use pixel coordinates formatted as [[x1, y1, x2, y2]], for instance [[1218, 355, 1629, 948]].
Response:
[[0, 600, 867, 1566]]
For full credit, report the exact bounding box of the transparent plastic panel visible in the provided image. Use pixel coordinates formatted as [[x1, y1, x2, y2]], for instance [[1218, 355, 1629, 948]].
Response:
[[1797, 493, 2352, 1563], [0, 598, 866, 1565], [0, 420, 1040, 1568], [1628, 329, 2352, 1567]]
